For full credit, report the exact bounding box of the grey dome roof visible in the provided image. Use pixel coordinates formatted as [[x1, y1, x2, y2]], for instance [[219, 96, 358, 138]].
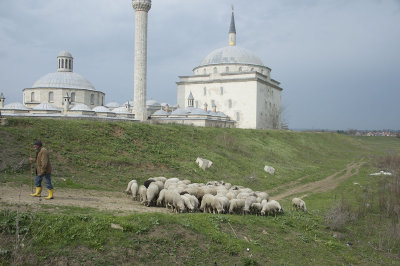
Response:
[[33, 103, 60, 111], [58, 51, 72, 57], [152, 110, 169, 116], [170, 108, 189, 116], [3, 102, 30, 110], [105, 102, 120, 108], [32, 72, 95, 91], [186, 107, 209, 116], [199, 46, 263, 66], [93, 106, 111, 113], [146, 99, 161, 107], [113, 106, 130, 114], [70, 103, 91, 111]]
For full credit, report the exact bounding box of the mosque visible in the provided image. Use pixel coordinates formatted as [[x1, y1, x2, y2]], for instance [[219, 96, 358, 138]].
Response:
[[0, 1, 283, 129]]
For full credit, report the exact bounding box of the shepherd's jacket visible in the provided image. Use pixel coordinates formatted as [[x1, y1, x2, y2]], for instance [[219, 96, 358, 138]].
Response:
[[35, 147, 52, 175]]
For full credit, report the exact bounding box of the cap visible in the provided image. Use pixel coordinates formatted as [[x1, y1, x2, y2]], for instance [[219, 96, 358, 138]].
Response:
[[34, 140, 42, 147]]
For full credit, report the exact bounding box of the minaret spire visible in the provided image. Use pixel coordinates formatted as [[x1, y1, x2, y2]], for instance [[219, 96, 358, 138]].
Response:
[[229, 6, 236, 46]]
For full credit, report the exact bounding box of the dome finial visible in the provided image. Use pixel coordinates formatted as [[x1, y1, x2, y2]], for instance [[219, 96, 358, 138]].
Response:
[[229, 7, 236, 46]]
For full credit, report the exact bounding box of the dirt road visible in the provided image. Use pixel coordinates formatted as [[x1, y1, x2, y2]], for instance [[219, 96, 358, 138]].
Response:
[[0, 161, 363, 213]]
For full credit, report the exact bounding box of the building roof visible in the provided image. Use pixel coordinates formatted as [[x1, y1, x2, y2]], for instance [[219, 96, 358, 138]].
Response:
[[112, 106, 130, 114], [146, 99, 161, 107], [33, 103, 60, 111], [105, 102, 120, 108], [152, 109, 170, 116], [229, 12, 236, 33], [3, 102, 30, 110], [32, 72, 96, 91], [58, 51, 73, 57], [199, 46, 264, 67], [70, 103, 91, 111], [93, 106, 112, 113]]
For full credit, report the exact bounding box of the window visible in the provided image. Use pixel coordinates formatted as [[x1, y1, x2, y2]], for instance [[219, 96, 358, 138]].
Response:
[[236, 112, 240, 121], [90, 94, 94, 105], [69, 59, 72, 69], [228, 99, 232, 108], [71, 92, 75, 102], [220, 87, 224, 95], [195, 101, 199, 108], [239, 67, 242, 72], [31, 92, 35, 102], [250, 67, 254, 71], [62, 59, 64, 68], [213, 67, 217, 74], [48, 91, 54, 102], [203, 68, 207, 75], [226, 66, 229, 72], [203, 87, 207, 96], [58, 59, 60, 68], [211, 100, 215, 106], [101, 96, 104, 106]]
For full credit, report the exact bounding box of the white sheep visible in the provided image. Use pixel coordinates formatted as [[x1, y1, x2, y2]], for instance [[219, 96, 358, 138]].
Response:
[[255, 191, 269, 203], [261, 200, 283, 216], [181, 194, 195, 212], [125, 179, 137, 194], [130, 181, 139, 200], [157, 189, 166, 207], [200, 194, 215, 213], [250, 202, 263, 215], [292, 198, 307, 212], [146, 182, 160, 206], [215, 195, 230, 214], [171, 192, 186, 213], [244, 196, 258, 214], [229, 199, 245, 215], [138, 185, 147, 204]]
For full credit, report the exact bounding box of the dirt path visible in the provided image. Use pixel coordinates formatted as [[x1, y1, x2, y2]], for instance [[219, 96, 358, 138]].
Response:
[[271, 161, 364, 200], [0, 184, 170, 214], [0, 161, 364, 213]]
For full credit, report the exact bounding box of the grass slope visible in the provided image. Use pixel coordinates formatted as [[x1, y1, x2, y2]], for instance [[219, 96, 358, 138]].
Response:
[[0, 118, 399, 265]]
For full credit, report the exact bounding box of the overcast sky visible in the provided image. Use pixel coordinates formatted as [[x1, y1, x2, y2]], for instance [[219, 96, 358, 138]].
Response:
[[0, 0, 399, 130]]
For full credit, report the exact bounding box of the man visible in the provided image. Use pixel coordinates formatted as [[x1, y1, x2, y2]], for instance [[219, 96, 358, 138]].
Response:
[[29, 140, 54, 199]]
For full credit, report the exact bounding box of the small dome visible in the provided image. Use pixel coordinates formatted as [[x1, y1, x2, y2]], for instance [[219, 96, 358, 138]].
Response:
[[152, 110, 169, 116], [160, 102, 169, 107], [3, 102, 30, 110], [33, 103, 59, 111], [199, 46, 263, 67], [93, 106, 111, 113], [70, 103, 91, 111], [216, 111, 228, 117], [146, 99, 161, 107], [113, 106, 130, 114], [170, 108, 189, 116], [105, 102, 120, 108], [32, 72, 95, 91], [58, 51, 72, 57]]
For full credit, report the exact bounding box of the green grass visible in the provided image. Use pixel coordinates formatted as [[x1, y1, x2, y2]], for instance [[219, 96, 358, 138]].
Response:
[[0, 117, 399, 265]]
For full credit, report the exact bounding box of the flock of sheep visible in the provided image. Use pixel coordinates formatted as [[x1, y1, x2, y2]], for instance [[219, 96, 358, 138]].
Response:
[[125, 177, 307, 215]]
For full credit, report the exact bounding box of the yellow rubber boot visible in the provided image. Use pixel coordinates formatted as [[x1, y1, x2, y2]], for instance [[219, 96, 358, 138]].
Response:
[[30, 187, 42, 197], [45, 189, 54, 200]]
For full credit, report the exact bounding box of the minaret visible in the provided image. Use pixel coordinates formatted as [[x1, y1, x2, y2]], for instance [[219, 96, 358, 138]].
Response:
[[187, 92, 194, 108], [0, 93, 5, 108], [132, 0, 152, 121], [63, 92, 70, 114], [229, 6, 236, 46]]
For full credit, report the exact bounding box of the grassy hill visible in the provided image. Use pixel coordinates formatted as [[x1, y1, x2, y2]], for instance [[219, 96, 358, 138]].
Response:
[[0, 118, 399, 265]]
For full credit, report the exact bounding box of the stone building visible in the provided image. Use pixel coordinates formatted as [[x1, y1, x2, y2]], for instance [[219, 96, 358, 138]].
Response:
[[177, 11, 282, 129], [23, 51, 105, 109]]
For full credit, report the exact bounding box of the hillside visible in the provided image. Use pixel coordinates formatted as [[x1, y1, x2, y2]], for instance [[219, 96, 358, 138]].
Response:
[[0, 118, 399, 265]]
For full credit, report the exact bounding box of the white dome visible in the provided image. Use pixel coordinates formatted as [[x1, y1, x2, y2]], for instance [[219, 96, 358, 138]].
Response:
[[152, 110, 169, 116], [70, 103, 91, 111], [187, 107, 209, 116], [3, 102, 30, 110], [146, 99, 161, 107], [93, 106, 111, 113], [58, 51, 72, 57], [113, 106, 130, 114], [199, 46, 263, 66], [105, 102, 120, 108], [32, 72, 95, 91], [170, 108, 189, 115], [33, 103, 60, 111]]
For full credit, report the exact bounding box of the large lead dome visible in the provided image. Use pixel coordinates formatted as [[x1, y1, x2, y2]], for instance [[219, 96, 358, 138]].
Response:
[[199, 45, 264, 67]]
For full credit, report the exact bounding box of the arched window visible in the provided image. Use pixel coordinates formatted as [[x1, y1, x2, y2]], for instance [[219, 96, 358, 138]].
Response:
[[226, 66, 229, 72], [239, 67, 242, 72], [220, 87, 224, 95], [31, 92, 35, 102], [203, 87, 207, 96], [90, 94, 94, 105], [66, 60, 69, 69], [48, 91, 54, 102], [228, 99, 232, 108], [195, 100, 199, 108], [62, 59, 64, 68], [58, 59, 60, 68], [236, 112, 240, 121], [250, 68, 254, 72], [203, 68, 207, 75], [213, 67, 217, 74], [71, 92, 75, 102], [101, 96, 104, 106]]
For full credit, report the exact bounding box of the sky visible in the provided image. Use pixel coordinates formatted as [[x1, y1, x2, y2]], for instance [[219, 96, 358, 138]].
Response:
[[0, 0, 399, 130]]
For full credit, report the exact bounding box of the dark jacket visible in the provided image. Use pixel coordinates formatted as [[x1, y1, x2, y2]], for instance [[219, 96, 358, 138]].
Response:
[[35, 147, 52, 175]]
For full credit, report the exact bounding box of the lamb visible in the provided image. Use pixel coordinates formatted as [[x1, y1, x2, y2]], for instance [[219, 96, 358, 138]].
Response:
[[261, 200, 283, 216], [292, 198, 307, 212], [229, 199, 245, 215], [146, 182, 160, 206], [125, 179, 137, 194], [138, 185, 147, 204], [157, 189, 166, 207]]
